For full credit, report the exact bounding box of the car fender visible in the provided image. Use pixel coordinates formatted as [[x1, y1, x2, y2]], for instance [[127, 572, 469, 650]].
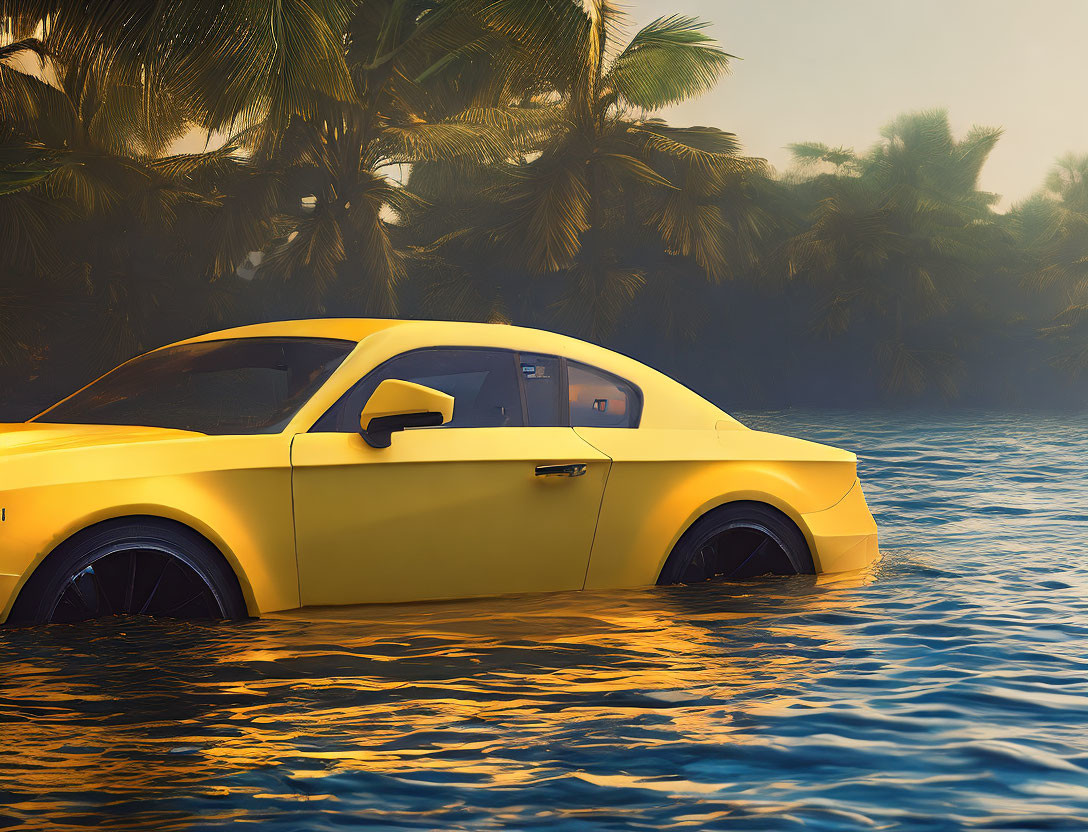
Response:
[[1, 503, 260, 621], [0, 434, 296, 622], [576, 428, 859, 588]]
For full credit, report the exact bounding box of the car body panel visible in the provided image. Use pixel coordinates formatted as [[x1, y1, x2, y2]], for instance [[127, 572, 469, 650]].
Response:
[[574, 427, 868, 589], [291, 427, 611, 605], [0, 423, 198, 454], [175, 318, 408, 346], [0, 318, 880, 624], [0, 427, 299, 621], [800, 479, 880, 573]]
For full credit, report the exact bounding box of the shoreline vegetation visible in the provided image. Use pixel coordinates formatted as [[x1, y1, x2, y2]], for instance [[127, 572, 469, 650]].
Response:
[[1, 1, 1085, 416]]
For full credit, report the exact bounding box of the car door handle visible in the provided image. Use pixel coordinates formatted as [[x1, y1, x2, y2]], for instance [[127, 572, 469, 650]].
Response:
[[535, 463, 587, 478]]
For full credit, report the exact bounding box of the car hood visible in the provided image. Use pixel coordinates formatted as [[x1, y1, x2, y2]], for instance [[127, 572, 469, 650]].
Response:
[[0, 423, 201, 456]]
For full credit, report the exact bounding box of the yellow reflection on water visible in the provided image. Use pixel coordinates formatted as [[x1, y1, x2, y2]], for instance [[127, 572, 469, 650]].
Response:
[[1, 570, 880, 828]]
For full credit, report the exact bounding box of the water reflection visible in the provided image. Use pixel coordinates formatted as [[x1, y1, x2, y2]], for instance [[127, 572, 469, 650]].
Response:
[[2, 412, 1088, 830], [0, 572, 879, 830]]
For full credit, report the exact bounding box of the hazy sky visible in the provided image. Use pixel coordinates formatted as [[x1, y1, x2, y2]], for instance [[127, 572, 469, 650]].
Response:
[[624, 0, 1088, 208]]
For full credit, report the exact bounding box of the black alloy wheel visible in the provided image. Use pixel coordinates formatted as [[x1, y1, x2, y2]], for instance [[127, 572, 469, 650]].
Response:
[[8, 519, 247, 625], [658, 502, 815, 584]]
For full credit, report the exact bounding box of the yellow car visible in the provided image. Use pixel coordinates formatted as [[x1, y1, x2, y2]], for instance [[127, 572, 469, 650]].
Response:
[[0, 319, 879, 625]]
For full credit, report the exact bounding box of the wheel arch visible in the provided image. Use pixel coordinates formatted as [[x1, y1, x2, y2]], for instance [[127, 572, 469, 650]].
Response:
[[654, 494, 819, 583], [7, 509, 258, 619]]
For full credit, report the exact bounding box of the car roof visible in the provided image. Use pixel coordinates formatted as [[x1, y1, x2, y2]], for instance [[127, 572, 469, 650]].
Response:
[[175, 318, 628, 362], [175, 318, 656, 380], [172, 318, 736, 430], [177, 318, 408, 345]]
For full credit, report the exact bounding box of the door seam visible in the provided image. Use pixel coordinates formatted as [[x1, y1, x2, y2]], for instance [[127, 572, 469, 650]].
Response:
[[288, 433, 302, 609], [574, 428, 614, 591]]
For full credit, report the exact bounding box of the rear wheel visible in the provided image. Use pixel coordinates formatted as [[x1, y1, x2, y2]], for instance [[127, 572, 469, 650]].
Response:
[[8, 519, 248, 625], [658, 502, 815, 585]]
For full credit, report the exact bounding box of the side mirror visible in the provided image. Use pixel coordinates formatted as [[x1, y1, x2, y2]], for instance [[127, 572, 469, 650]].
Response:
[[359, 379, 454, 448]]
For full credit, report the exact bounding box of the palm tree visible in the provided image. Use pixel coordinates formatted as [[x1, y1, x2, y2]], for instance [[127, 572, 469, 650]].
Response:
[[479, 5, 764, 336], [782, 110, 1007, 398], [251, 0, 546, 316], [0, 0, 595, 390], [0, 38, 204, 371], [1, 0, 356, 155], [0, 0, 366, 387], [0, 6, 578, 381], [1013, 153, 1088, 377]]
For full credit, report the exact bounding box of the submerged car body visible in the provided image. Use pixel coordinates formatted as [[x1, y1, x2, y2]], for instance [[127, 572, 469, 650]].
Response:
[[0, 319, 879, 623]]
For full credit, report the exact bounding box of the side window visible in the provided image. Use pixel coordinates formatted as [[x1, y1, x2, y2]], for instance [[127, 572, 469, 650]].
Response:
[[518, 353, 563, 427], [312, 348, 524, 432], [567, 362, 641, 428]]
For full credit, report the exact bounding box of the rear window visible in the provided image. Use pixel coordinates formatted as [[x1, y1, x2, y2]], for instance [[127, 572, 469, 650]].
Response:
[[568, 361, 641, 428]]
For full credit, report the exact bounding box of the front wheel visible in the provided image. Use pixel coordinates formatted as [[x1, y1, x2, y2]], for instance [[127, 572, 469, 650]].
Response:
[[8, 519, 248, 625], [658, 502, 815, 585]]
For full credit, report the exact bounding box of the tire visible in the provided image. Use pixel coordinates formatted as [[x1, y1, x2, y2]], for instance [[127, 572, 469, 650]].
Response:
[[657, 502, 815, 585], [8, 518, 248, 625]]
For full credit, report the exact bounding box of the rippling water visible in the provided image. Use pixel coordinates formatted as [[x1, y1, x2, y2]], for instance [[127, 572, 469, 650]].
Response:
[[2, 411, 1088, 831]]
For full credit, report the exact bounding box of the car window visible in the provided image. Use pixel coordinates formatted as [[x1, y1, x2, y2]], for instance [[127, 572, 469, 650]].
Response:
[[312, 348, 524, 432], [36, 338, 353, 435], [567, 361, 641, 428], [518, 353, 563, 427]]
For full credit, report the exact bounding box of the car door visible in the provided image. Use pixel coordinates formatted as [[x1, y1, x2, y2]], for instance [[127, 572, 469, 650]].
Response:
[[291, 347, 611, 606]]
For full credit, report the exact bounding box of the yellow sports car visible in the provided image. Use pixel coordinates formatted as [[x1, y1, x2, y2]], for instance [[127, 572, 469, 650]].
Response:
[[0, 319, 879, 625]]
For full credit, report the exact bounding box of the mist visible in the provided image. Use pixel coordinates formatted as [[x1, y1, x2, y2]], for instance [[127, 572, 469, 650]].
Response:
[[1, 2, 1085, 417]]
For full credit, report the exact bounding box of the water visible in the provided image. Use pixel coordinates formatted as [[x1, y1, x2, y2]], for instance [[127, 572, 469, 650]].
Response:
[[2, 411, 1087, 831]]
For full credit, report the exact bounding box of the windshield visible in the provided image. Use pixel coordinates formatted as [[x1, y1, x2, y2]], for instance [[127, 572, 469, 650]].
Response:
[[35, 337, 355, 435]]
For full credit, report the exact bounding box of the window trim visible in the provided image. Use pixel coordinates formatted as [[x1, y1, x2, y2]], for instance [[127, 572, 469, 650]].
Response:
[[513, 351, 530, 422], [309, 345, 644, 432], [560, 356, 572, 426]]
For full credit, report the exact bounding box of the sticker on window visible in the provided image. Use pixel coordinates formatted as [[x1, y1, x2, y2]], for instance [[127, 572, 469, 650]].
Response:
[[593, 398, 609, 412], [521, 363, 550, 379]]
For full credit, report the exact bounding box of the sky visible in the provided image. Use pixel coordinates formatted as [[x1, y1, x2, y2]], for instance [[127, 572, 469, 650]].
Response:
[[623, 0, 1088, 209]]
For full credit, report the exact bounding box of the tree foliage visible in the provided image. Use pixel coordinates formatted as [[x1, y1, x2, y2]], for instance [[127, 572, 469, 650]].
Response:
[[0, 4, 1085, 410], [781, 111, 1007, 397]]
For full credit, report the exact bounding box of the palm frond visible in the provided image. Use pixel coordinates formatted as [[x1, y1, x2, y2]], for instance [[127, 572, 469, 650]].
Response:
[[0, 61, 77, 142], [0, 37, 46, 63], [605, 15, 732, 110], [552, 260, 645, 338], [450, 104, 565, 151], [148, 142, 248, 184], [174, 0, 355, 154], [500, 153, 592, 273], [592, 151, 675, 189], [341, 211, 403, 316], [472, 0, 593, 89], [875, 339, 963, 399], [626, 123, 759, 176], [261, 210, 345, 293], [0, 138, 60, 194], [0, 190, 72, 273], [788, 141, 858, 170], [44, 152, 148, 214], [376, 120, 518, 165], [87, 79, 193, 157], [413, 250, 510, 324], [643, 186, 730, 279]]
